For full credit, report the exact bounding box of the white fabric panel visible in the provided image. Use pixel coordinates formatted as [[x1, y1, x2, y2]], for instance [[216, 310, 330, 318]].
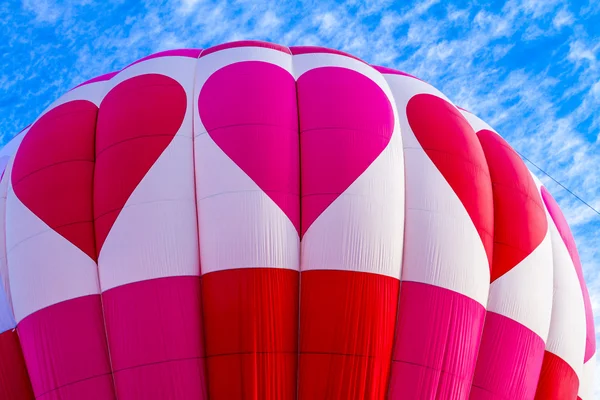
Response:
[[194, 46, 300, 275], [486, 232, 554, 340], [544, 212, 586, 378], [380, 73, 490, 305], [0, 159, 13, 317], [0, 127, 30, 322], [460, 109, 497, 134], [579, 356, 596, 399], [6, 193, 100, 322], [98, 56, 199, 291], [295, 53, 405, 278], [0, 160, 15, 331]]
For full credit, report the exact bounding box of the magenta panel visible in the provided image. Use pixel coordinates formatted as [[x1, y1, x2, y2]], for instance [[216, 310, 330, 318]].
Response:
[[470, 312, 546, 399], [18, 296, 115, 399], [388, 282, 486, 399], [102, 277, 206, 399]]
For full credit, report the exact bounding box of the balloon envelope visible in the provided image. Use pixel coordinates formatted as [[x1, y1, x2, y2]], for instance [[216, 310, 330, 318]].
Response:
[[0, 41, 595, 400]]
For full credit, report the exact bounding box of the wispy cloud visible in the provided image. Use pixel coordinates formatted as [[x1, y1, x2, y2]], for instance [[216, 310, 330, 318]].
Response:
[[1, 0, 599, 394]]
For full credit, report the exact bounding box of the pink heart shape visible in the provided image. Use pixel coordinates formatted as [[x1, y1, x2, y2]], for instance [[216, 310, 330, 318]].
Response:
[[94, 74, 187, 254], [12, 101, 99, 260], [406, 94, 494, 266], [298, 67, 394, 237], [199, 61, 300, 234]]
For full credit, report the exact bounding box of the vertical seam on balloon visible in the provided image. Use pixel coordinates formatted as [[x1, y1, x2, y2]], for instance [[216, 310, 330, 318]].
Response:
[[93, 76, 121, 400], [0, 160, 15, 322], [291, 46, 303, 400], [377, 71, 407, 399], [191, 47, 210, 398], [1, 153, 35, 397]]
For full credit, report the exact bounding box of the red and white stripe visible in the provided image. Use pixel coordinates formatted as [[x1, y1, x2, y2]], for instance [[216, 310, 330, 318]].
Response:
[[194, 41, 300, 400], [380, 69, 494, 399], [293, 49, 404, 400]]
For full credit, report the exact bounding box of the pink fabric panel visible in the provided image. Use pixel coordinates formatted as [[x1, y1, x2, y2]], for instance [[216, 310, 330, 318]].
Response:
[[470, 312, 546, 399], [200, 41, 290, 57], [541, 187, 596, 362], [198, 61, 300, 234], [297, 66, 394, 237], [17, 295, 115, 399], [388, 282, 486, 399], [102, 277, 206, 399]]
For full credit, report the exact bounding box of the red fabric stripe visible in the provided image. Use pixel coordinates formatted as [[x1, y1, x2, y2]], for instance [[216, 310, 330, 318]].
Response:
[[17, 295, 115, 399], [470, 312, 546, 400], [298, 270, 399, 400], [0, 329, 34, 399], [102, 276, 207, 399], [534, 351, 579, 399], [202, 268, 299, 400], [388, 282, 485, 399]]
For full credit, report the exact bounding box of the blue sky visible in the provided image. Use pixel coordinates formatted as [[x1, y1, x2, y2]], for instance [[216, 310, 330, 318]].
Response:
[[1, 0, 600, 392]]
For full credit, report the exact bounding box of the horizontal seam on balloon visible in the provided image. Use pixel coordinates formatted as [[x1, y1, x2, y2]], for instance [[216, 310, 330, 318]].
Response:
[[16, 294, 100, 325], [204, 351, 377, 358], [6, 220, 94, 254], [111, 355, 205, 374], [12, 159, 94, 186], [390, 358, 472, 381], [33, 108, 98, 123], [33, 371, 114, 399], [300, 127, 393, 138], [403, 146, 492, 176], [95, 134, 186, 158], [405, 207, 495, 239], [196, 123, 299, 134], [94, 197, 193, 220], [199, 189, 300, 201], [470, 384, 510, 399], [490, 182, 547, 215]]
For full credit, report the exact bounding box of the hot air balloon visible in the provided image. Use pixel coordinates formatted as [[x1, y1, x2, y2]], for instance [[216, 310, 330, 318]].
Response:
[[0, 40, 595, 400]]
